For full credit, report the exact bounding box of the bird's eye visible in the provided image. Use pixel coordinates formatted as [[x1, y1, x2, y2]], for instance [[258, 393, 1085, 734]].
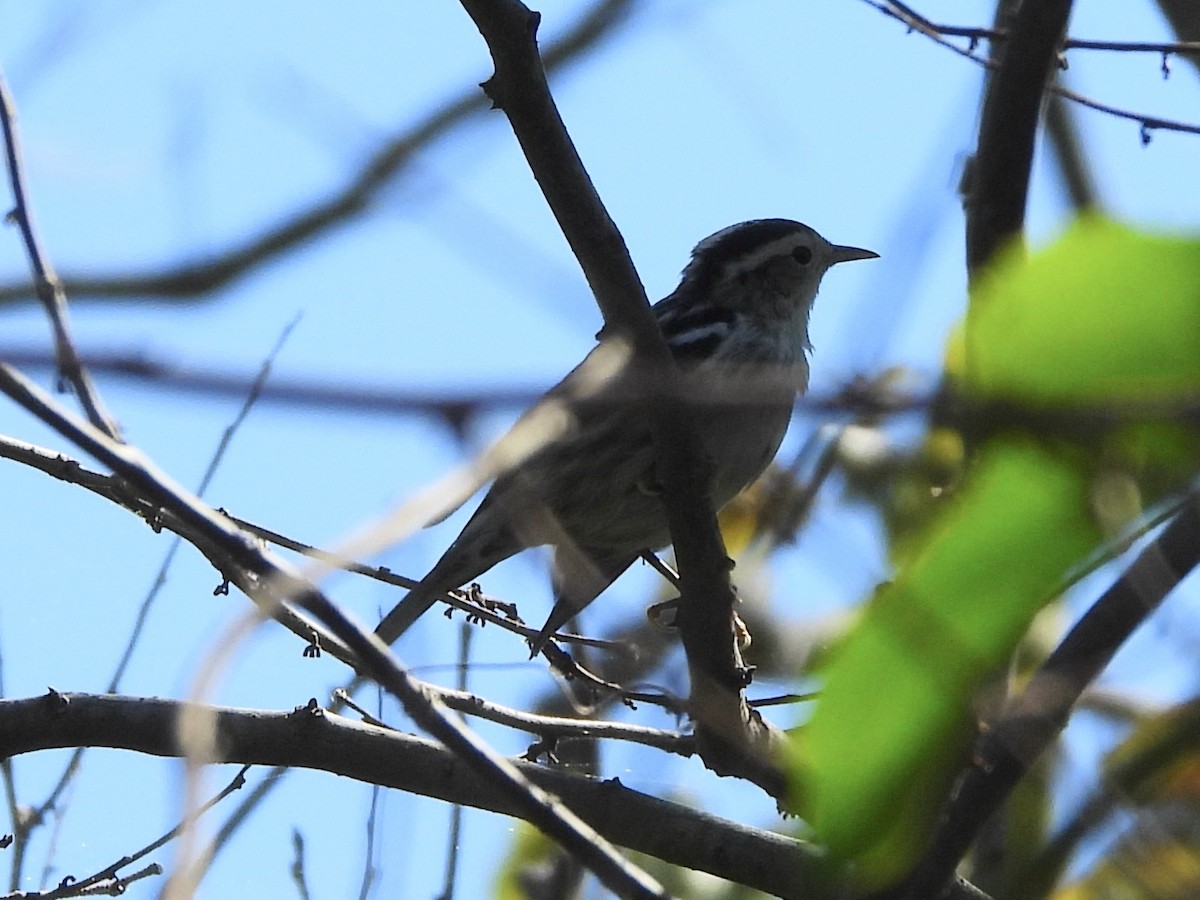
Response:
[[792, 245, 813, 265]]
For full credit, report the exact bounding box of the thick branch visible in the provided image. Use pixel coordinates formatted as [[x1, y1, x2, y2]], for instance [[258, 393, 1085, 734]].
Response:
[[457, 0, 786, 798], [963, 0, 1075, 278], [0, 692, 822, 899]]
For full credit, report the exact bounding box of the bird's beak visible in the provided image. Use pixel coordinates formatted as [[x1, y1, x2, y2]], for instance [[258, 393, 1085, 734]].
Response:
[[830, 244, 879, 265]]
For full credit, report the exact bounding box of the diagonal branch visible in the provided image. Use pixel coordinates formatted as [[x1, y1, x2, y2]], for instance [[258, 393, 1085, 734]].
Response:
[[0, 0, 635, 308], [0, 362, 666, 899], [899, 495, 1200, 900], [0, 71, 121, 440], [456, 0, 788, 798]]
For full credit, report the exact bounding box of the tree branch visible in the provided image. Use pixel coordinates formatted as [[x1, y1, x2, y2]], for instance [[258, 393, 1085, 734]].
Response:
[[963, 0, 1074, 278], [861, 1, 1200, 151], [0, 692, 820, 899], [899, 494, 1200, 899], [0, 71, 121, 439], [456, 0, 787, 801], [0, 0, 635, 308], [0, 363, 666, 899]]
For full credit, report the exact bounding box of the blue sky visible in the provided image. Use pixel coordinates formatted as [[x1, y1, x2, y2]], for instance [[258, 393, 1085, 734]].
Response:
[[2, 2, 1198, 897]]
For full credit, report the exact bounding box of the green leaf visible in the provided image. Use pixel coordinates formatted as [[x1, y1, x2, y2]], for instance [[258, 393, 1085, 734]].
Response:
[[965, 216, 1200, 404], [796, 439, 1099, 875], [793, 217, 1200, 884]]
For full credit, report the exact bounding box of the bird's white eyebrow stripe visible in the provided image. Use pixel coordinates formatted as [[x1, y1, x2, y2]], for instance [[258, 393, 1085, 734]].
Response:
[[694, 219, 802, 262], [720, 236, 802, 278]]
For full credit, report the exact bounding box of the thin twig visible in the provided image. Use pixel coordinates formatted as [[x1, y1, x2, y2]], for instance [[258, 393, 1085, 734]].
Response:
[[354, 780, 380, 900], [0, 606, 23, 895], [438, 623, 473, 900], [111, 316, 300, 691], [0, 434, 686, 720], [0, 71, 121, 440], [291, 831, 312, 900], [879, 0, 1200, 55], [0, 434, 676, 714], [0, 362, 668, 900], [6, 318, 301, 886], [91, 767, 248, 886], [336, 685, 691, 755], [0, 0, 636, 308], [25, 766, 248, 899], [861, 0, 1200, 140]]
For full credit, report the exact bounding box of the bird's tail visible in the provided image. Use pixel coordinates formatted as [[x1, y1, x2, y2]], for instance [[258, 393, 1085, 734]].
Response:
[[373, 507, 523, 646], [373, 580, 445, 647]]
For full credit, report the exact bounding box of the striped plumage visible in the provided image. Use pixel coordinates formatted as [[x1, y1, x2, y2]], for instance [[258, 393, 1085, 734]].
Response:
[[375, 219, 877, 654]]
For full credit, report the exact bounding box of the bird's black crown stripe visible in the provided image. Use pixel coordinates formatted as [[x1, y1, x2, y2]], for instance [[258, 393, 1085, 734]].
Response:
[[681, 219, 804, 296], [699, 219, 803, 265]]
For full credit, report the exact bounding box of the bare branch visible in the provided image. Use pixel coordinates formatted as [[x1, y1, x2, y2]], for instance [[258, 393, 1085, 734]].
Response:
[[0, 71, 121, 439], [336, 683, 693, 756], [963, 0, 1074, 277], [0, 0, 635, 308], [457, 0, 788, 799], [859, 1, 1200, 144], [0, 362, 667, 900], [900, 494, 1200, 900], [0, 692, 822, 899], [875, 1, 1200, 57], [0, 433, 696, 723]]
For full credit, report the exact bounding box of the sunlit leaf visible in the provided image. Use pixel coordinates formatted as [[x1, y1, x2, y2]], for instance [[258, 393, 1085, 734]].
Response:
[[796, 439, 1099, 872], [966, 216, 1200, 404], [793, 217, 1200, 884]]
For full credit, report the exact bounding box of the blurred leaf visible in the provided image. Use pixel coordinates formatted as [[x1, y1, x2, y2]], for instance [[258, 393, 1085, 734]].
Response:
[[792, 216, 1200, 882], [838, 424, 969, 566], [959, 215, 1200, 492], [1105, 698, 1200, 807], [1050, 805, 1200, 900], [494, 823, 577, 900], [965, 216, 1200, 404], [795, 438, 1100, 879], [720, 474, 776, 558]]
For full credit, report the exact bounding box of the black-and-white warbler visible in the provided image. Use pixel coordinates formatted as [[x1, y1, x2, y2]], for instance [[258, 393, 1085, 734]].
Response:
[[376, 219, 876, 653]]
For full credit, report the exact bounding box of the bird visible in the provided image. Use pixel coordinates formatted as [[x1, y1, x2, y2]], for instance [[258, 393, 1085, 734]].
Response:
[[374, 219, 877, 655]]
